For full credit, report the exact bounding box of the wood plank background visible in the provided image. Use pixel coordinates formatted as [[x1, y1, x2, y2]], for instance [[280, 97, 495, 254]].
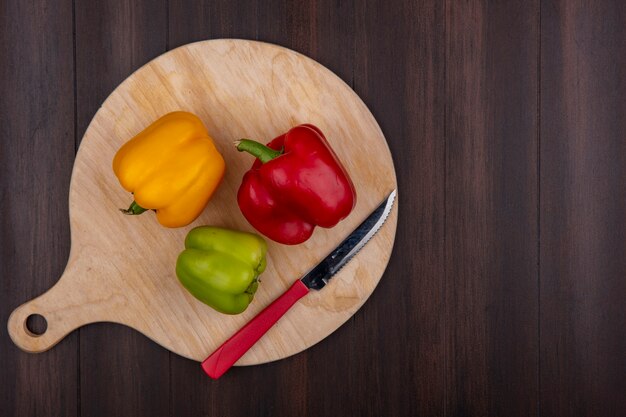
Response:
[[1, 1, 624, 416]]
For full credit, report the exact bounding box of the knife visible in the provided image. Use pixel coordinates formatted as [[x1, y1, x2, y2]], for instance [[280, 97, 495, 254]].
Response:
[[202, 189, 397, 379]]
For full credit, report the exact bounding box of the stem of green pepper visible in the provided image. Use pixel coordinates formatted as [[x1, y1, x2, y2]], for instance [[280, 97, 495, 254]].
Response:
[[235, 139, 283, 163], [120, 200, 147, 215]]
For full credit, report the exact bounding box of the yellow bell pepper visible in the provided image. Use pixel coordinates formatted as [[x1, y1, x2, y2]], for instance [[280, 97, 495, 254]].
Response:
[[112, 111, 225, 228]]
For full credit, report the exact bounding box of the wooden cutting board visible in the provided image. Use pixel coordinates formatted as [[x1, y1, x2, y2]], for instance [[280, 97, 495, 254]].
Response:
[[8, 39, 398, 365]]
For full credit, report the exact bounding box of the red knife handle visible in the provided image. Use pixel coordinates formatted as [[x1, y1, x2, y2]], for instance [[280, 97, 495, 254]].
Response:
[[202, 280, 310, 379]]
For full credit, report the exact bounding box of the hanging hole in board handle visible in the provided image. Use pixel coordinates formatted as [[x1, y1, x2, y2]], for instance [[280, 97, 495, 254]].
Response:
[[25, 314, 48, 337], [8, 272, 101, 353], [9, 300, 88, 353]]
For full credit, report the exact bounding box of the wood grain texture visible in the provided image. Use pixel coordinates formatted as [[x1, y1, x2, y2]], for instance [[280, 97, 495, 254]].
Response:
[[3, 1, 626, 416], [168, 4, 317, 417], [0, 1, 78, 417], [540, 1, 626, 416], [166, 4, 271, 417], [7, 40, 398, 366], [445, 1, 539, 415], [352, 1, 446, 415], [168, 0, 258, 50], [72, 1, 171, 416]]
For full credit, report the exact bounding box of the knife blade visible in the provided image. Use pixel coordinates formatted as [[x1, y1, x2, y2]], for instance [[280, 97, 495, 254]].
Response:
[[202, 190, 397, 379]]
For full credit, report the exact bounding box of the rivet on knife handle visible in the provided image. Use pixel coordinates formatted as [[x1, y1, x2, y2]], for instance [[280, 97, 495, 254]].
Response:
[[202, 280, 310, 379]]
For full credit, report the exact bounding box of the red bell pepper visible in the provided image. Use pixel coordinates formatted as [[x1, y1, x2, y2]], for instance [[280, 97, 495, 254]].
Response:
[[235, 124, 356, 245]]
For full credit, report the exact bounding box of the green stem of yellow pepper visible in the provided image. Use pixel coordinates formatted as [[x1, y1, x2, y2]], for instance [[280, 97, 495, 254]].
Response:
[[120, 200, 147, 215]]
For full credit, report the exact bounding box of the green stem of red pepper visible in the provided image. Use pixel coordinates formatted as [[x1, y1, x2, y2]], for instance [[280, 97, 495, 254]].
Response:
[[235, 139, 283, 163]]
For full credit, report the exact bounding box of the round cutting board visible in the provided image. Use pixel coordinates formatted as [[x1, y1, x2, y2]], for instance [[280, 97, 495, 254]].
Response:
[[8, 39, 398, 365]]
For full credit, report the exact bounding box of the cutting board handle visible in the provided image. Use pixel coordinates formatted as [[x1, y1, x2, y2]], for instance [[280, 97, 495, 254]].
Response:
[[7, 265, 108, 353]]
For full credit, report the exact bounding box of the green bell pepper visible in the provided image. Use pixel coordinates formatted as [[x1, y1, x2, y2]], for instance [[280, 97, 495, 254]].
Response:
[[176, 226, 267, 314]]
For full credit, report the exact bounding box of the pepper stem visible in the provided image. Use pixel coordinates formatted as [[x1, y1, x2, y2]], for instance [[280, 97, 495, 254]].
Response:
[[120, 200, 147, 215], [235, 139, 283, 163]]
